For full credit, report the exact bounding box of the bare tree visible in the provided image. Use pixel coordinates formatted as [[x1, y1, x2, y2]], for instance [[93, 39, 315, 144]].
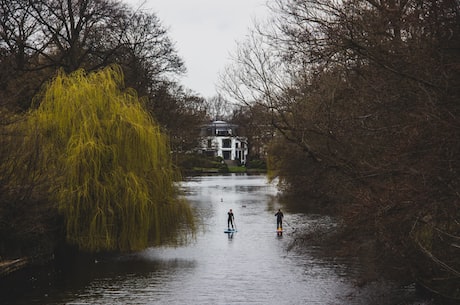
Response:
[[0, 0, 41, 70], [145, 83, 207, 153], [0, 0, 186, 110], [203, 94, 233, 121], [219, 0, 460, 297], [26, 0, 128, 71], [0, 0, 44, 108]]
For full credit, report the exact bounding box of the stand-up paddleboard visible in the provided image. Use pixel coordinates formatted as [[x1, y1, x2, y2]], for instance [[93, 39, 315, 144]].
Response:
[[224, 228, 237, 233], [276, 228, 283, 235]]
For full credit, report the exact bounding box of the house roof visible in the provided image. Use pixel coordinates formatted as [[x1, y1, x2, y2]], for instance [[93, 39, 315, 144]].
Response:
[[204, 120, 237, 128]]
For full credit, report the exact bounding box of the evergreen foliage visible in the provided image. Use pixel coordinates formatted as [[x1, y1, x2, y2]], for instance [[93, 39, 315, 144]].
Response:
[[18, 66, 194, 252]]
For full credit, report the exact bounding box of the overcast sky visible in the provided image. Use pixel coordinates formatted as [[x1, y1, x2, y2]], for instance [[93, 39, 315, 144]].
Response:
[[125, 0, 269, 98]]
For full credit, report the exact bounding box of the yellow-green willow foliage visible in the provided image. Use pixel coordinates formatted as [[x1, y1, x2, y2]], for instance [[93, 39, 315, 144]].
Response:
[[24, 66, 194, 252]]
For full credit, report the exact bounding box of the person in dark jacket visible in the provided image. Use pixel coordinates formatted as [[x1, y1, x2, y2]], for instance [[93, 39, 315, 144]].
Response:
[[228, 209, 235, 229], [275, 209, 284, 230]]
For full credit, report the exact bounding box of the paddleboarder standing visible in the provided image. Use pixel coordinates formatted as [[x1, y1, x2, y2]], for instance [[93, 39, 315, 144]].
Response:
[[228, 209, 235, 229], [275, 209, 284, 230]]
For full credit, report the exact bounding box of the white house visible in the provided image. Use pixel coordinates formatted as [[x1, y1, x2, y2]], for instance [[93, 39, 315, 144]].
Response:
[[199, 120, 248, 165]]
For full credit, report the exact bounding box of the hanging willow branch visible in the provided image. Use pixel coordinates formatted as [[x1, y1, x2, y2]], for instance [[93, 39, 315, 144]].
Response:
[[20, 65, 194, 252]]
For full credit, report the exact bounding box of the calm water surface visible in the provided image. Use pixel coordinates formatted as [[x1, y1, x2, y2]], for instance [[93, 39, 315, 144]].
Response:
[[4, 174, 430, 305]]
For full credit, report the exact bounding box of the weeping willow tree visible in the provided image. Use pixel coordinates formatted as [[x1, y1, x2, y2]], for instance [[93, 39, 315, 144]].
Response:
[[18, 65, 194, 252]]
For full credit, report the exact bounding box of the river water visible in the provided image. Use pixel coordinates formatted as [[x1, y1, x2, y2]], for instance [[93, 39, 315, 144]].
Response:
[[4, 174, 432, 305]]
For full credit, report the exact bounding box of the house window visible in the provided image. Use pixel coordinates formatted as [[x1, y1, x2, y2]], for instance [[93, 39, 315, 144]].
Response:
[[217, 130, 230, 136], [222, 139, 231, 148], [223, 151, 231, 160], [207, 139, 212, 148], [235, 142, 239, 149]]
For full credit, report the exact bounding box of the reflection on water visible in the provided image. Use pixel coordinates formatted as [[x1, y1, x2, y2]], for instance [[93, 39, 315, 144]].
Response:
[[3, 174, 431, 305]]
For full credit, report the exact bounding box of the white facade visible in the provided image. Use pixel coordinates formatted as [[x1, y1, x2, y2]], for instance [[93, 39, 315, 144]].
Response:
[[199, 121, 248, 165]]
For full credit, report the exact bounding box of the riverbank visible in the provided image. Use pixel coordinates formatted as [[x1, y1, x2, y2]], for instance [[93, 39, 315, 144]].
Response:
[[183, 167, 266, 175], [288, 216, 460, 305]]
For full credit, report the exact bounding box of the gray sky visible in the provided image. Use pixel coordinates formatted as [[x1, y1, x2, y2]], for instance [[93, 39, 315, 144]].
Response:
[[125, 0, 269, 98]]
